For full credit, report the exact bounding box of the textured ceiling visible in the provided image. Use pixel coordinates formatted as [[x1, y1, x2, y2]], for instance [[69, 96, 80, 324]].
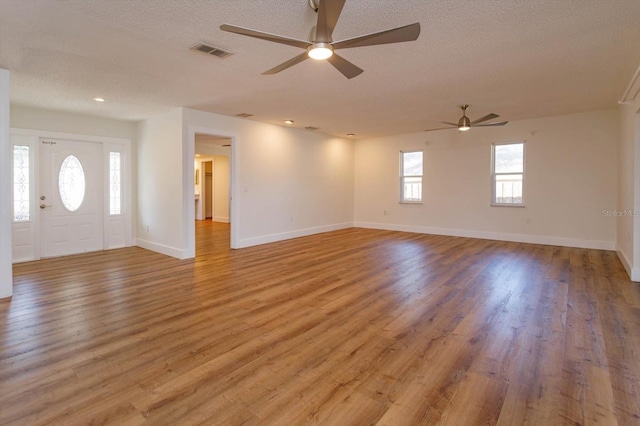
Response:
[[1, 0, 639, 138]]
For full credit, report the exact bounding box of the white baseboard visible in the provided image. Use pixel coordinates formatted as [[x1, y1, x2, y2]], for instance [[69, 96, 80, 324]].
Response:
[[213, 216, 230, 223], [135, 238, 188, 259], [354, 221, 615, 251], [12, 257, 36, 264], [236, 222, 354, 249]]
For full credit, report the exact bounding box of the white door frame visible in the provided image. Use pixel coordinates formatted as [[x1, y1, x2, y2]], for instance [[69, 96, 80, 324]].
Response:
[[10, 128, 133, 261], [185, 126, 239, 253]]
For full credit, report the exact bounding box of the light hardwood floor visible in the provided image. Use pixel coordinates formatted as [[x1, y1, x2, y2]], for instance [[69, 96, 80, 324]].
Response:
[[2, 222, 640, 425]]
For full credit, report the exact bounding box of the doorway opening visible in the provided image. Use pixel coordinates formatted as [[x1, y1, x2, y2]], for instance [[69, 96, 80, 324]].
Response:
[[194, 133, 232, 255]]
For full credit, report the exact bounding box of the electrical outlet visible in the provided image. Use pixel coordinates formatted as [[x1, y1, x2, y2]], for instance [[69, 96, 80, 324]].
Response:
[[384, 210, 389, 216], [289, 216, 294, 223]]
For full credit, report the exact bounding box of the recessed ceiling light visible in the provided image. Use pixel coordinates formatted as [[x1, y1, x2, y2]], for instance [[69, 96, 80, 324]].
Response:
[[347, 133, 355, 136], [93, 97, 105, 102], [284, 120, 294, 124], [195, 154, 201, 157]]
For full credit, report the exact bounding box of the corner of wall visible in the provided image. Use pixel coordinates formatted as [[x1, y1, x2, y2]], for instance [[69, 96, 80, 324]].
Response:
[[616, 245, 634, 279], [0, 69, 12, 298], [616, 67, 640, 282]]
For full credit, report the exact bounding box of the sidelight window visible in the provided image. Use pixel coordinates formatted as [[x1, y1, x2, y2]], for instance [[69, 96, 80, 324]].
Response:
[[109, 152, 122, 215], [12, 145, 30, 221]]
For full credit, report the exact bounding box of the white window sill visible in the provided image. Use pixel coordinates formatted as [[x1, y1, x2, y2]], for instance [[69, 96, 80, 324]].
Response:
[[400, 201, 423, 205], [491, 203, 525, 208]]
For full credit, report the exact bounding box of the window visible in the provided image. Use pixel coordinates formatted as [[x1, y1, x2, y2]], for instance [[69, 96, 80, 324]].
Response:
[[59, 155, 86, 212], [109, 152, 122, 215], [492, 142, 524, 206], [400, 151, 423, 203], [12, 145, 30, 222]]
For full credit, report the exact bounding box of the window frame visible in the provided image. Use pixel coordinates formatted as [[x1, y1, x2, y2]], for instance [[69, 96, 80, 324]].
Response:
[[11, 144, 33, 223], [491, 142, 525, 207], [399, 150, 424, 204]]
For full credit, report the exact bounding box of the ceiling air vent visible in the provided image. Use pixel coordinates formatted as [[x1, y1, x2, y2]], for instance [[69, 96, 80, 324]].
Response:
[[305, 126, 320, 131], [191, 42, 233, 58], [235, 113, 253, 118]]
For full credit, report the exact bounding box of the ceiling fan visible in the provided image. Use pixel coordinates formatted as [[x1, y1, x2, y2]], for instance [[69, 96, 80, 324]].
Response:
[[425, 105, 508, 132], [220, 0, 420, 79]]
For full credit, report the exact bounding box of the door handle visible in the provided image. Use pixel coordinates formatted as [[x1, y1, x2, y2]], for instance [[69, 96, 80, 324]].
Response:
[[40, 204, 52, 209]]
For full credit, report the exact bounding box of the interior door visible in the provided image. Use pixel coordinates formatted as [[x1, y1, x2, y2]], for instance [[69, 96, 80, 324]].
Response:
[[40, 139, 104, 258]]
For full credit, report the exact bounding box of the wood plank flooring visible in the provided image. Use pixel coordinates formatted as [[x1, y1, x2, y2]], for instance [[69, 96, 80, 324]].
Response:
[[1, 222, 640, 425]]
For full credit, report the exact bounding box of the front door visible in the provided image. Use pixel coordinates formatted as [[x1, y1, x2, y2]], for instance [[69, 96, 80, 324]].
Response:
[[39, 139, 104, 258]]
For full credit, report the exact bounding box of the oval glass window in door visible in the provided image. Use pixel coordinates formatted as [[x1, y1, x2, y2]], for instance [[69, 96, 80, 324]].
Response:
[[58, 155, 86, 212]]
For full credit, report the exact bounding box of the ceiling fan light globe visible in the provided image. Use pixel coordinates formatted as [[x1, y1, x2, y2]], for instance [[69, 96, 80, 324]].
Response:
[[307, 43, 333, 60], [458, 116, 471, 131]]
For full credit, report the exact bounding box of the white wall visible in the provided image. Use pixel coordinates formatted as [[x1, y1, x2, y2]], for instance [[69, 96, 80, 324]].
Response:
[[136, 108, 186, 257], [0, 69, 12, 299], [213, 155, 229, 223], [10, 105, 137, 140], [355, 109, 618, 249], [183, 108, 355, 249]]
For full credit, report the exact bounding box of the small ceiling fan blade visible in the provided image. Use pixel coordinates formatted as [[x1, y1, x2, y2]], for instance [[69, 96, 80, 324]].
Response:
[[440, 121, 458, 126], [262, 52, 309, 75], [327, 53, 364, 79], [424, 126, 456, 132], [220, 24, 311, 49], [470, 113, 499, 125], [474, 121, 509, 127], [316, 0, 346, 42], [332, 22, 420, 50]]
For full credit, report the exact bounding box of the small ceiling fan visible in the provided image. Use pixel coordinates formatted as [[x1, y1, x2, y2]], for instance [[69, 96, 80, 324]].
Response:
[[220, 0, 420, 79], [425, 105, 508, 132]]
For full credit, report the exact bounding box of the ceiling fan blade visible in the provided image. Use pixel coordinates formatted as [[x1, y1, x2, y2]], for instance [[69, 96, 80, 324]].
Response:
[[316, 0, 346, 42], [262, 52, 309, 75], [474, 121, 509, 127], [470, 113, 499, 125], [326, 53, 364, 79], [424, 126, 456, 132], [220, 24, 311, 49], [440, 121, 458, 126], [332, 22, 420, 50]]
